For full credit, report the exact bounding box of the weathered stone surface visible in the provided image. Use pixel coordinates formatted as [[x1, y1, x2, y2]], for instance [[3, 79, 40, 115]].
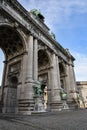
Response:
[[0, 0, 77, 114]]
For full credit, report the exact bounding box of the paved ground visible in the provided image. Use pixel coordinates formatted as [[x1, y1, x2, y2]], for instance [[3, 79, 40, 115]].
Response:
[[0, 109, 87, 130]]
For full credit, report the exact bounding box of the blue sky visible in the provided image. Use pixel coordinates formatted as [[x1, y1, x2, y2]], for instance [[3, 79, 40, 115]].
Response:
[[18, 0, 87, 81], [0, 0, 87, 85]]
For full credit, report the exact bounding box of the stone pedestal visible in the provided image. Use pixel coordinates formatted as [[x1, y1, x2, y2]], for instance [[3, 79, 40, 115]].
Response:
[[34, 95, 45, 112], [62, 100, 69, 110], [67, 92, 78, 109]]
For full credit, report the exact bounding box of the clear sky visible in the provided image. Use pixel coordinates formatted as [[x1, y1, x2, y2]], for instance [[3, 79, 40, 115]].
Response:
[[0, 0, 87, 85]]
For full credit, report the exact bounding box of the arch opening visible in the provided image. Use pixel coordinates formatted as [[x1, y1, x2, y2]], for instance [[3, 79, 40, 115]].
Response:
[[0, 25, 25, 113], [59, 62, 66, 90], [38, 50, 50, 110], [0, 49, 5, 86], [0, 25, 25, 60], [38, 50, 50, 68]]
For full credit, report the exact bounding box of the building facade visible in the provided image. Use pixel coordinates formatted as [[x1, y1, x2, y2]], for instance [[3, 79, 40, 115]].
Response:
[[77, 81, 87, 108], [0, 0, 77, 114]]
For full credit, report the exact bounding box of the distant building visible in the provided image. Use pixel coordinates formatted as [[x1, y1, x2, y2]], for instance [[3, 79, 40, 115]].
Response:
[[0, 0, 77, 114], [76, 81, 87, 108]]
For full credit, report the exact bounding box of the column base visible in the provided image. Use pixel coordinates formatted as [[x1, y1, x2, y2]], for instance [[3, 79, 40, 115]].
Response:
[[34, 95, 45, 112], [62, 100, 69, 110], [67, 91, 79, 109], [50, 101, 63, 111], [18, 99, 34, 115], [67, 100, 78, 109]]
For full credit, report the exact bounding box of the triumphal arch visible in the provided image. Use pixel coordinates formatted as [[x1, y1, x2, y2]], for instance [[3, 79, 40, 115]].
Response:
[[0, 0, 77, 114]]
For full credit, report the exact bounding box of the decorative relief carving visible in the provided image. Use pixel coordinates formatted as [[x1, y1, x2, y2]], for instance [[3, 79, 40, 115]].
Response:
[[0, 13, 11, 23], [9, 62, 21, 73]]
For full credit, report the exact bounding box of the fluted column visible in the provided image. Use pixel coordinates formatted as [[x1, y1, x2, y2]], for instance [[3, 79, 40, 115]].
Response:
[[33, 38, 38, 81]]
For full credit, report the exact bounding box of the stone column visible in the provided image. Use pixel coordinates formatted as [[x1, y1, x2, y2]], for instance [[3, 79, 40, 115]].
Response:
[[69, 62, 77, 98], [66, 61, 78, 109], [26, 34, 34, 81], [68, 59, 76, 89], [64, 64, 74, 104], [65, 64, 71, 95], [18, 34, 35, 115], [33, 38, 38, 81], [50, 53, 62, 111]]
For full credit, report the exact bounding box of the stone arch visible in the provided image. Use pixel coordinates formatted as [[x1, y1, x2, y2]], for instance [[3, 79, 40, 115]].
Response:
[[0, 25, 26, 60], [16, 28, 27, 51], [0, 49, 5, 86], [0, 24, 26, 113], [0, 23, 27, 50]]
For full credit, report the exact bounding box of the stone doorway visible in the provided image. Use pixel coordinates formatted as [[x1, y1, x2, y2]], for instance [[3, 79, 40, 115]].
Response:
[[38, 49, 50, 110], [6, 76, 18, 113]]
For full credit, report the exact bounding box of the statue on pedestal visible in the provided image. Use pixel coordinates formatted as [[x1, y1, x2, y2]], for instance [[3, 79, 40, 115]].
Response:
[[33, 84, 45, 112]]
